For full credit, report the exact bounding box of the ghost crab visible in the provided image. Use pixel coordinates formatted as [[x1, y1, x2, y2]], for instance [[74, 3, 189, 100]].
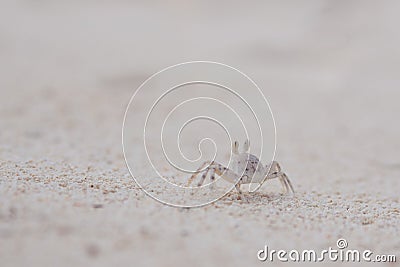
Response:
[[187, 140, 294, 195]]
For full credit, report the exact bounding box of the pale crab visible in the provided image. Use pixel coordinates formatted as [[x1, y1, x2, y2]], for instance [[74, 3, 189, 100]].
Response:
[[187, 140, 294, 195]]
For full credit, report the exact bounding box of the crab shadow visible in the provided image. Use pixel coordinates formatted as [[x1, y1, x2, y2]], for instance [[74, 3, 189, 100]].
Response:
[[220, 190, 295, 205]]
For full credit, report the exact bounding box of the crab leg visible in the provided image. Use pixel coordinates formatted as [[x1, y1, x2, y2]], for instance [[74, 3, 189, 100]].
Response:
[[188, 161, 242, 190], [187, 161, 211, 186], [197, 167, 211, 186], [266, 171, 295, 194]]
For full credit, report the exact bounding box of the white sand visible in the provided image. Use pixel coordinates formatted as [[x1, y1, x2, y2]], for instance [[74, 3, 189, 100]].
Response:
[[0, 1, 399, 266]]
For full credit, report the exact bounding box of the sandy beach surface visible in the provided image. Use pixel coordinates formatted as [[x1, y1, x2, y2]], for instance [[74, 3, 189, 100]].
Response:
[[1, 1, 399, 266]]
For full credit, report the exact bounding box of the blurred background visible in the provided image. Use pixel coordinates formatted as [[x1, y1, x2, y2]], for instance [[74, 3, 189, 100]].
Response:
[[1, 1, 399, 266], [1, 0, 399, 166]]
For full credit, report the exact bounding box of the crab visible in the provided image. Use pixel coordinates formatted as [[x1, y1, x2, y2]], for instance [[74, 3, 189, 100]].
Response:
[[187, 140, 294, 195]]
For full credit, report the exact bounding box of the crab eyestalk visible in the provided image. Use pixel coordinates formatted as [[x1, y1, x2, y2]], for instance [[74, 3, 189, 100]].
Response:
[[232, 141, 239, 155], [243, 139, 250, 153]]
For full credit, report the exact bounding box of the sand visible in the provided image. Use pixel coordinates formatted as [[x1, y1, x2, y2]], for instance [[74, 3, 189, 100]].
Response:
[[0, 1, 399, 266]]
